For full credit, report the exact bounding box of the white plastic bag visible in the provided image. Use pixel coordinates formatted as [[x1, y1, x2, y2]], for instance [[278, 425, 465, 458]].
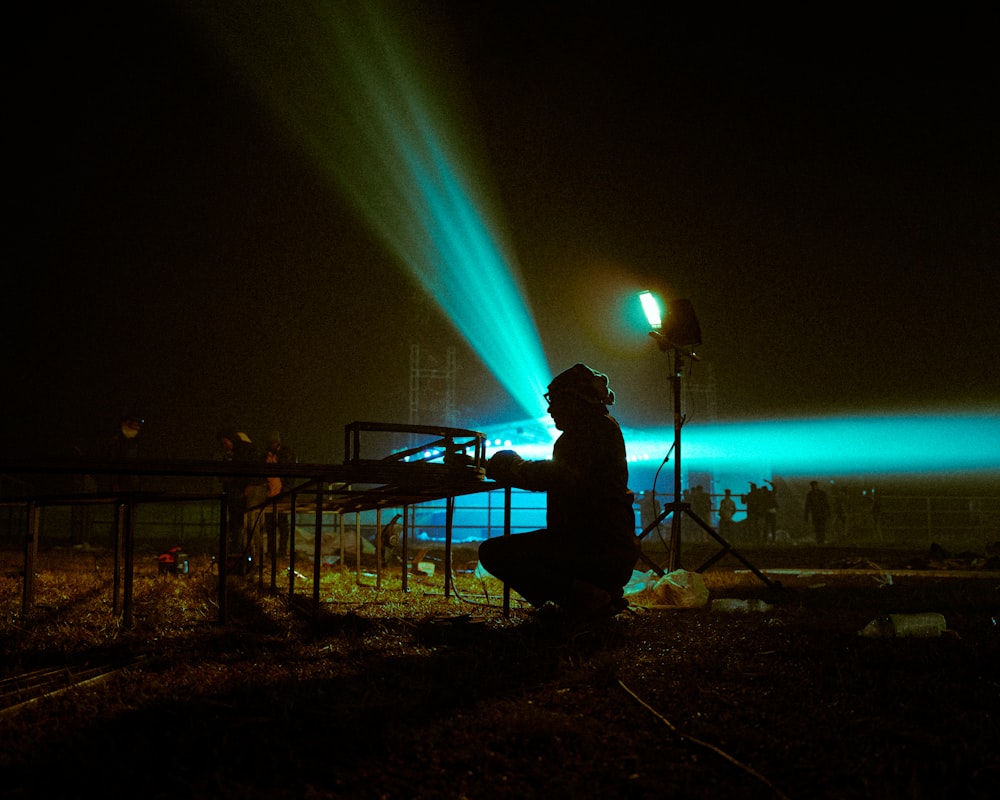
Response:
[[652, 569, 709, 608], [623, 569, 658, 596]]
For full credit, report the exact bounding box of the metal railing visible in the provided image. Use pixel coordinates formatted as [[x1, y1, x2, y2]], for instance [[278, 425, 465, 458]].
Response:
[[5, 489, 999, 550]]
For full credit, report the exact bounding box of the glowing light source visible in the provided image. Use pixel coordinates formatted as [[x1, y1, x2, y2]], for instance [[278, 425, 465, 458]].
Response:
[[639, 290, 662, 328], [637, 291, 703, 351]]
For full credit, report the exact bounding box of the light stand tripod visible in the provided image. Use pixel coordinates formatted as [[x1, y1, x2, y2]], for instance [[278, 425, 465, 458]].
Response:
[[636, 339, 774, 588]]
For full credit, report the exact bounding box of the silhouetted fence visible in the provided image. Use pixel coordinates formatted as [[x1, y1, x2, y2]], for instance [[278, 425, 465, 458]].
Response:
[[4, 489, 998, 551]]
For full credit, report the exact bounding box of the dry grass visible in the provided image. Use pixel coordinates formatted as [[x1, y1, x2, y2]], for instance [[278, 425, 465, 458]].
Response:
[[2, 543, 999, 799]]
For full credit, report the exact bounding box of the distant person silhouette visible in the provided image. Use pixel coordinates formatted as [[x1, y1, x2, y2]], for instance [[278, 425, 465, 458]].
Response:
[[742, 482, 765, 544], [106, 413, 143, 547], [804, 480, 831, 545], [718, 488, 737, 539], [108, 413, 143, 493], [264, 431, 296, 558], [217, 429, 268, 553], [761, 479, 778, 544]]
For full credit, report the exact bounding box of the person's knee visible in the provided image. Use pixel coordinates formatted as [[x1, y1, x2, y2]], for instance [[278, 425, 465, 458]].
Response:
[[478, 536, 502, 568]]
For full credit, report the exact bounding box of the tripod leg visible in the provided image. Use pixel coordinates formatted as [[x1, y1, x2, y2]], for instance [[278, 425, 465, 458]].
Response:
[[667, 506, 683, 573], [635, 503, 682, 576], [636, 506, 675, 541], [642, 501, 687, 574], [685, 509, 775, 588], [635, 548, 665, 576]]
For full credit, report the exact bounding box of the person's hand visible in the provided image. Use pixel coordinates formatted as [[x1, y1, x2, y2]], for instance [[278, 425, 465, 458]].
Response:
[[485, 450, 523, 483], [443, 451, 476, 469]]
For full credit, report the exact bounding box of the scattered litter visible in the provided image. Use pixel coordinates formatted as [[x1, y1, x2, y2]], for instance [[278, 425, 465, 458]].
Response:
[[905, 542, 1000, 571], [652, 570, 709, 608], [711, 598, 774, 613], [623, 570, 657, 596], [828, 557, 886, 571], [156, 546, 188, 575], [858, 612, 947, 638], [417, 613, 487, 644]]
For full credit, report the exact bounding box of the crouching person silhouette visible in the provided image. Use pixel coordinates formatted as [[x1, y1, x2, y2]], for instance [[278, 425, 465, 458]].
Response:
[[478, 364, 639, 623]]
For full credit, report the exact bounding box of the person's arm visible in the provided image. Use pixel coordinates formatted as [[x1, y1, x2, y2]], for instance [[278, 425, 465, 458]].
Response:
[[485, 450, 580, 492]]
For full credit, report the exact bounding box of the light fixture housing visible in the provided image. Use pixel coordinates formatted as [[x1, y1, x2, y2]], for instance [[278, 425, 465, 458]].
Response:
[[638, 292, 702, 347]]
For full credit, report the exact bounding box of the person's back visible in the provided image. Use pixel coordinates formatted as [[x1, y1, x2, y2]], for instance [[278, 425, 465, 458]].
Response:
[[544, 410, 634, 551], [265, 431, 296, 556], [217, 429, 266, 549], [265, 432, 296, 497]]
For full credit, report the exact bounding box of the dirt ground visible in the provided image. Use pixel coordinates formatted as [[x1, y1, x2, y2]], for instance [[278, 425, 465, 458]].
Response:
[[1, 542, 998, 799]]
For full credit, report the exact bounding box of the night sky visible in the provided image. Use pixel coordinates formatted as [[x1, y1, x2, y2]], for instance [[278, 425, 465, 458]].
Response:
[[10, 2, 999, 463]]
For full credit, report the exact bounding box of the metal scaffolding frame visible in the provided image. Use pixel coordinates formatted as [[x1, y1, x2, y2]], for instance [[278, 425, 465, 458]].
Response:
[[1, 423, 506, 626], [409, 344, 457, 429]]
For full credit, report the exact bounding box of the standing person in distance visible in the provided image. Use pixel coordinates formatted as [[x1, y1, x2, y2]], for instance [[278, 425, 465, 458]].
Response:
[[718, 488, 737, 539], [106, 413, 143, 547], [108, 413, 143, 492], [761, 479, 779, 544], [265, 431, 296, 558], [217, 429, 267, 553], [742, 482, 765, 544], [804, 480, 831, 545]]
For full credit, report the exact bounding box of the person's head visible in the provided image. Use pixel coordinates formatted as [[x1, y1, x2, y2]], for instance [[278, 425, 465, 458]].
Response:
[[267, 431, 282, 452], [810, 480, 819, 489], [121, 415, 143, 439], [724, 489, 731, 497], [217, 430, 240, 453], [544, 363, 615, 430]]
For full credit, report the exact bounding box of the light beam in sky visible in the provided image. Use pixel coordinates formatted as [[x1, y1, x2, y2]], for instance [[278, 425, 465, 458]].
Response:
[[183, 2, 1000, 487], [186, 0, 551, 421], [629, 412, 999, 475]]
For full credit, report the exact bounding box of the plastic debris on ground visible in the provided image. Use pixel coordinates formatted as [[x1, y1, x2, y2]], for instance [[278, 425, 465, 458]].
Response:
[[857, 612, 948, 638], [652, 570, 709, 607], [710, 598, 774, 613]]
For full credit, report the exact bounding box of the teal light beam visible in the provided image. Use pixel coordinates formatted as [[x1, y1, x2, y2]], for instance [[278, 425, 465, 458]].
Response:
[[186, 1, 551, 420], [621, 412, 1000, 477]]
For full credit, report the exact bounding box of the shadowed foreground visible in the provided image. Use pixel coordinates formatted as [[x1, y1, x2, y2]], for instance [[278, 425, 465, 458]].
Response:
[[1, 544, 998, 799]]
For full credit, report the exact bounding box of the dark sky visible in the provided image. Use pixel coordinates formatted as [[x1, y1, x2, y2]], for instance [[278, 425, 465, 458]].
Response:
[[10, 2, 999, 462]]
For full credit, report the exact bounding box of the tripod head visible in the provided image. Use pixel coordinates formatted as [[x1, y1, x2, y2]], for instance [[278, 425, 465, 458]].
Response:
[[648, 330, 702, 362]]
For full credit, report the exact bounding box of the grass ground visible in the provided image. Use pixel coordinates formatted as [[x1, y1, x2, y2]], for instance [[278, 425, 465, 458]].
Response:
[[1, 541, 998, 799]]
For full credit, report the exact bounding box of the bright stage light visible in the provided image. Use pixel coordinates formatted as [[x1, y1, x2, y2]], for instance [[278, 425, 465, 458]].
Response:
[[637, 291, 703, 351], [639, 290, 662, 328]]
